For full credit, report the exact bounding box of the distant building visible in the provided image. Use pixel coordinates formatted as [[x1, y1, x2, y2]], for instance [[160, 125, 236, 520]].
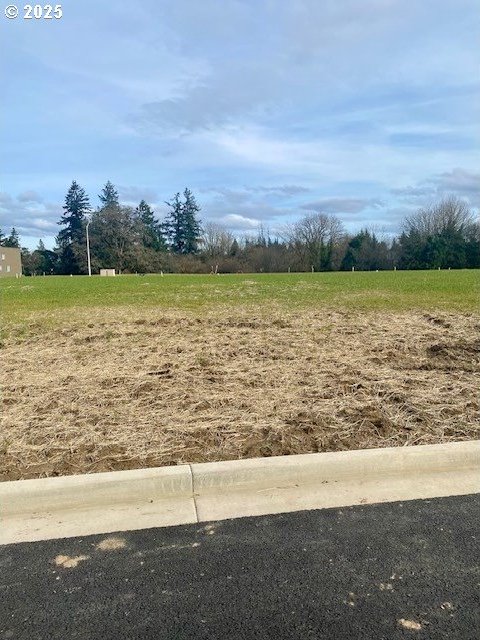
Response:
[[0, 247, 22, 277]]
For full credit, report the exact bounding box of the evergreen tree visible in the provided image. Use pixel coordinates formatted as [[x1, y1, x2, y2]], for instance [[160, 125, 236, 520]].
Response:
[[398, 196, 476, 269], [34, 239, 46, 274], [390, 238, 402, 268], [0, 228, 5, 246], [163, 189, 202, 254], [56, 180, 91, 274], [98, 181, 119, 208], [181, 188, 202, 254], [340, 230, 389, 271], [20, 247, 34, 275], [32, 239, 58, 274], [136, 200, 166, 251], [89, 205, 137, 273], [163, 192, 184, 253], [256, 226, 267, 248], [58, 181, 90, 244], [137, 199, 155, 227], [3, 227, 20, 248], [465, 223, 480, 268]]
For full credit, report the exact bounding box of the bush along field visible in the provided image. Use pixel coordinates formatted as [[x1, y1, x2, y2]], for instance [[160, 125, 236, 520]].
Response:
[[1, 270, 479, 480]]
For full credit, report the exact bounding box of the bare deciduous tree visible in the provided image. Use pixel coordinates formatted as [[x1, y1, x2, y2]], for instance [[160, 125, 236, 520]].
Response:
[[201, 222, 235, 258], [284, 212, 345, 270], [403, 196, 474, 238]]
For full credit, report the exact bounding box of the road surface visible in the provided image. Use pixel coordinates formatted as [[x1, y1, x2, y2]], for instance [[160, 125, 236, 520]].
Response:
[[1, 494, 479, 639]]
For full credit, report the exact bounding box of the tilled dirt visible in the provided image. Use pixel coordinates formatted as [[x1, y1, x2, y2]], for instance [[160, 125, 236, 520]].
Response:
[[1, 308, 479, 480]]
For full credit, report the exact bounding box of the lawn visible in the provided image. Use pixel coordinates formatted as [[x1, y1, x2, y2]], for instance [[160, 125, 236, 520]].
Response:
[[2, 269, 479, 328], [1, 270, 479, 481]]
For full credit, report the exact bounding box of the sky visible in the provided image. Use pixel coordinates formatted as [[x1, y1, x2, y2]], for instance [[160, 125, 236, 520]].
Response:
[[1, 0, 479, 249]]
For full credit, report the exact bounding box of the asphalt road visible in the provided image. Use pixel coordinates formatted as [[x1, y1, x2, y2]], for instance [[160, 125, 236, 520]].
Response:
[[1, 494, 479, 639]]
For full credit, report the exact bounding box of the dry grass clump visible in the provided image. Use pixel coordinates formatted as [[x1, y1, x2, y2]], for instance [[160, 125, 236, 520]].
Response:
[[1, 307, 479, 480]]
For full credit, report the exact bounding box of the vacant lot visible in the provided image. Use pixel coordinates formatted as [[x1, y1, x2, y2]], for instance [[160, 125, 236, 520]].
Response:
[[1, 271, 479, 480]]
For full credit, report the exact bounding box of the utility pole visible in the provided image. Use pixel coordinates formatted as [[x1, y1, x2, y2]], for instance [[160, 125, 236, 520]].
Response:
[[86, 220, 92, 277]]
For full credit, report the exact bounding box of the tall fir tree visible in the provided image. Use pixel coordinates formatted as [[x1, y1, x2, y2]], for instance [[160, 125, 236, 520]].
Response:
[[136, 200, 166, 251], [56, 180, 91, 274], [99, 181, 119, 208], [163, 189, 202, 254], [3, 227, 20, 248], [182, 188, 202, 254], [163, 192, 184, 253]]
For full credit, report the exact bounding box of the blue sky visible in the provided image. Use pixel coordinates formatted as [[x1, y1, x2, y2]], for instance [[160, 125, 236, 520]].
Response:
[[1, 0, 479, 249]]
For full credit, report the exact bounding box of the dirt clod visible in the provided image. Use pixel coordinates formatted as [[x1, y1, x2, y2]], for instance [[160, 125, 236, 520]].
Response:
[[398, 619, 422, 631]]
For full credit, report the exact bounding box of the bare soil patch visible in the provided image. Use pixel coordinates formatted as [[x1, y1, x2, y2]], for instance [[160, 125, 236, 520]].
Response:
[[1, 308, 479, 480]]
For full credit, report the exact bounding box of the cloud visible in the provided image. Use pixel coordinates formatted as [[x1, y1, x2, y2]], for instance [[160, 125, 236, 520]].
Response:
[[0, 193, 14, 206], [330, 204, 414, 237], [391, 186, 432, 198], [3, 1, 479, 247], [0, 192, 61, 241], [205, 199, 294, 225], [201, 184, 310, 200], [429, 168, 480, 196], [201, 185, 299, 233], [31, 218, 57, 230], [118, 185, 159, 205], [301, 197, 384, 214], [17, 190, 44, 203], [391, 168, 480, 207], [199, 187, 252, 205], [248, 185, 311, 196], [128, 0, 479, 143], [217, 214, 261, 231]]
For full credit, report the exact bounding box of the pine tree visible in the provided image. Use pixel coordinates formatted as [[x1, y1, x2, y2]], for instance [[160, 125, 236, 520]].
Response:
[[181, 188, 202, 254], [56, 180, 91, 274], [58, 181, 90, 245], [137, 200, 155, 227], [99, 181, 119, 208], [163, 192, 184, 253], [3, 227, 20, 248], [163, 189, 202, 254], [37, 239, 46, 252], [136, 200, 166, 251]]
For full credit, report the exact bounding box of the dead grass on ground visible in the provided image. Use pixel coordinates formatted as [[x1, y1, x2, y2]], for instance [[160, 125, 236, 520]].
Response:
[[1, 308, 479, 480]]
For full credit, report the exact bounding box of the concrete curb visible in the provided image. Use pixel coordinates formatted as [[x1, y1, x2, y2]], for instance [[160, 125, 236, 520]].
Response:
[[1, 465, 192, 517], [192, 440, 480, 491], [1, 441, 479, 544]]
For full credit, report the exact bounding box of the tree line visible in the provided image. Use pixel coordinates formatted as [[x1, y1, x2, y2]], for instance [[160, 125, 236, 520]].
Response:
[[6, 180, 480, 275]]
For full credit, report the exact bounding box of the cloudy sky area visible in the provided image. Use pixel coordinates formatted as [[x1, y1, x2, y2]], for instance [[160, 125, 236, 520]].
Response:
[[1, 0, 479, 249]]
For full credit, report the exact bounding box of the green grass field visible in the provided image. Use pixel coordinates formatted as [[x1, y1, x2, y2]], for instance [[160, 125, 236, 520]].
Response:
[[2, 270, 478, 328]]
